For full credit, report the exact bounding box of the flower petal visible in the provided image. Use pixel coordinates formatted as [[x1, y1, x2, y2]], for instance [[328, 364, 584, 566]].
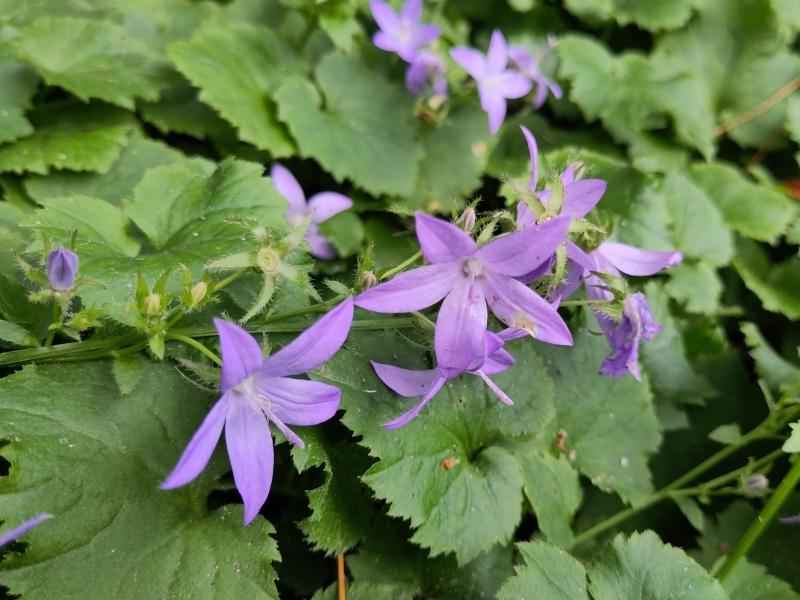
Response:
[[434, 279, 487, 379], [306, 228, 337, 260], [307, 192, 353, 224], [255, 375, 341, 426], [161, 394, 229, 490], [412, 24, 440, 48], [372, 362, 441, 397], [561, 179, 606, 219], [487, 30, 508, 72], [271, 164, 306, 217], [596, 242, 683, 276], [262, 298, 354, 377], [476, 216, 569, 277], [355, 262, 457, 312], [495, 72, 533, 99], [521, 126, 539, 192], [566, 240, 594, 271], [415, 212, 477, 262], [481, 347, 515, 375], [0, 513, 52, 548], [370, 0, 399, 34], [225, 399, 275, 525], [401, 0, 422, 20], [383, 376, 446, 429], [450, 47, 487, 81], [215, 318, 264, 391], [484, 272, 573, 346], [481, 90, 507, 135]]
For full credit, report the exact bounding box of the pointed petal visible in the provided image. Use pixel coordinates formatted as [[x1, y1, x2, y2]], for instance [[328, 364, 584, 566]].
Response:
[[372, 362, 441, 397], [307, 192, 353, 224], [215, 319, 264, 391], [271, 164, 306, 217], [412, 24, 440, 47], [370, 0, 399, 34], [481, 347, 515, 375], [434, 279, 487, 379], [487, 30, 508, 72], [255, 375, 340, 426], [476, 216, 569, 277], [161, 394, 229, 489], [566, 240, 594, 271], [225, 399, 274, 525], [373, 31, 400, 54], [261, 298, 354, 377], [355, 263, 458, 312], [561, 179, 606, 219], [481, 91, 507, 135], [495, 72, 532, 99], [401, 0, 423, 19], [521, 126, 539, 192], [450, 47, 487, 81], [475, 370, 513, 405], [597, 242, 683, 276], [415, 212, 477, 262], [383, 376, 446, 429], [516, 201, 537, 229], [0, 513, 52, 547], [484, 272, 573, 346], [306, 228, 337, 260]]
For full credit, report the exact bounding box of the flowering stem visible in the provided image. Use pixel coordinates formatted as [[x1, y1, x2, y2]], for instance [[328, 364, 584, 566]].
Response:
[[165, 333, 222, 366], [337, 554, 346, 600], [379, 251, 422, 281], [713, 456, 800, 581], [712, 76, 800, 138], [44, 301, 60, 347]]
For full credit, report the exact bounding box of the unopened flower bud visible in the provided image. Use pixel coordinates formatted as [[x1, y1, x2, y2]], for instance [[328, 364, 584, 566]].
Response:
[[458, 207, 476, 232], [360, 271, 378, 290], [745, 474, 769, 495], [145, 293, 161, 316], [190, 281, 208, 307], [46, 247, 78, 291]]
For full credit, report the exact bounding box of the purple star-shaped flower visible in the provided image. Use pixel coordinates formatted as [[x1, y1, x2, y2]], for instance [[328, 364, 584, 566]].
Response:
[[0, 513, 51, 547], [271, 164, 353, 260], [406, 49, 448, 97], [508, 36, 562, 109], [373, 331, 514, 428], [161, 298, 354, 525], [370, 0, 440, 63], [46, 247, 78, 291], [583, 242, 682, 379], [451, 30, 532, 134], [355, 212, 572, 379]]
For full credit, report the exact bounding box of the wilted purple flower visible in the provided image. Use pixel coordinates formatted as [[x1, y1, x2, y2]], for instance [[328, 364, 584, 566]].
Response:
[[370, 0, 440, 63], [0, 513, 51, 547], [508, 36, 562, 109], [46, 247, 78, 291], [451, 30, 532, 134], [355, 212, 572, 379], [406, 50, 448, 98], [583, 242, 682, 379], [161, 299, 354, 525], [271, 164, 353, 260], [373, 331, 514, 428]]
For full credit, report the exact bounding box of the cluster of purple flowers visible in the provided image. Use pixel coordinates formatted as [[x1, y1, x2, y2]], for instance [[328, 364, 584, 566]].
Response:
[[369, 0, 561, 133]]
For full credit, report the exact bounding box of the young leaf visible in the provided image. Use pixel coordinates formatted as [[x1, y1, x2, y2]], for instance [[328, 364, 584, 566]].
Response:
[[497, 541, 589, 600]]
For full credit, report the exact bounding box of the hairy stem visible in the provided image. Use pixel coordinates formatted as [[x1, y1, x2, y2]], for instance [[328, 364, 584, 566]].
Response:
[[44, 301, 60, 347], [380, 251, 422, 281], [165, 333, 222, 366]]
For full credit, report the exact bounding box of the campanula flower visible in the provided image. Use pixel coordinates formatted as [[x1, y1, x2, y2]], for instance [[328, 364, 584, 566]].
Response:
[[370, 0, 440, 63], [508, 36, 562, 109], [451, 30, 532, 134], [161, 299, 354, 525], [0, 513, 51, 547], [405, 49, 448, 98], [271, 164, 353, 260], [373, 331, 514, 428], [46, 247, 78, 291], [355, 212, 572, 379], [583, 242, 682, 379]]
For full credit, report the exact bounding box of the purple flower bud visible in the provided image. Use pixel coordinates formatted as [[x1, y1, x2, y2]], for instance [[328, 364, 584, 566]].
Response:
[[360, 271, 378, 290], [457, 206, 476, 232], [405, 50, 448, 98], [46, 247, 79, 291], [744, 473, 769, 494]]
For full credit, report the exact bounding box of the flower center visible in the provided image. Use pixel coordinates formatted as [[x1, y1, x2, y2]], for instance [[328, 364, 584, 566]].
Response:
[[287, 212, 305, 228], [256, 247, 281, 275], [461, 257, 485, 279], [233, 376, 274, 414]]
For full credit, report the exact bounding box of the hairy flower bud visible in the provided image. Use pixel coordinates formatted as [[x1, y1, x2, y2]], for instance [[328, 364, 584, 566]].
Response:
[[458, 207, 477, 232], [145, 293, 162, 316], [46, 247, 78, 291], [360, 271, 378, 291], [256, 247, 281, 275], [190, 281, 208, 307], [744, 473, 769, 495]]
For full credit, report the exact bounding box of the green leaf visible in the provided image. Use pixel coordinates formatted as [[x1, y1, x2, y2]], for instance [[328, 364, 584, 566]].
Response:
[[564, 0, 701, 31], [15, 17, 168, 109], [275, 52, 422, 197], [734, 239, 800, 320], [783, 422, 800, 453], [24, 136, 203, 205], [0, 56, 38, 144], [723, 559, 800, 600], [665, 262, 723, 315], [317, 211, 365, 258], [0, 361, 280, 599], [0, 319, 39, 347], [674, 496, 705, 532], [740, 322, 800, 393], [519, 450, 582, 547], [588, 531, 727, 600], [316, 330, 556, 563], [690, 163, 795, 244], [537, 328, 662, 506], [169, 23, 304, 157], [497, 541, 589, 600], [708, 423, 743, 446], [138, 80, 231, 140], [0, 102, 133, 175]]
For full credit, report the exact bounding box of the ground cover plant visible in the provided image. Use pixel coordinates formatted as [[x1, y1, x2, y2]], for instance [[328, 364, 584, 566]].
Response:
[[0, 0, 800, 598]]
